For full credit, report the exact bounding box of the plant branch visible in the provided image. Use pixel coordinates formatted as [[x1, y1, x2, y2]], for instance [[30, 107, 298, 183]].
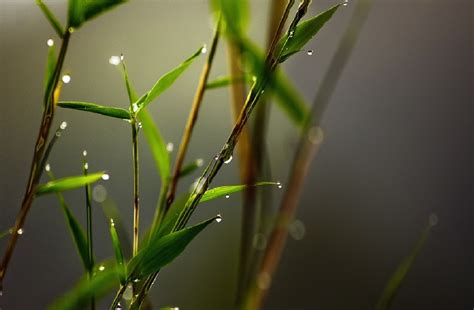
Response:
[[165, 17, 221, 213], [0, 28, 72, 285], [131, 121, 140, 256], [246, 1, 374, 308]]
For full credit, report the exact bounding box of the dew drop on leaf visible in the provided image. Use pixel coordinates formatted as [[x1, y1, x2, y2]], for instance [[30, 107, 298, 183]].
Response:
[[102, 174, 110, 181], [47, 39, 54, 47], [215, 214, 222, 223]]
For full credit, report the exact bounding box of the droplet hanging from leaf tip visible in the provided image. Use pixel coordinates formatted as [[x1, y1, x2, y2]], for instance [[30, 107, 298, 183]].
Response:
[[82, 150, 87, 157], [201, 44, 208, 54], [84, 162, 89, 170], [307, 49, 314, 56], [109, 55, 121, 66], [215, 214, 222, 223], [47, 39, 54, 47], [59, 121, 67, 130], [102, 174, 110, 181]]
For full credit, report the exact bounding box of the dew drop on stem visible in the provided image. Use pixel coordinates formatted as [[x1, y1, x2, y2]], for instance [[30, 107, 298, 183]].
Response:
[[45, 163, 51, 172], [82, 150, 88, 157], [224, 155, 233, 164], [17, 228, 24, 235], [109, 55, 121, 66], [215, 214, 222, 223]]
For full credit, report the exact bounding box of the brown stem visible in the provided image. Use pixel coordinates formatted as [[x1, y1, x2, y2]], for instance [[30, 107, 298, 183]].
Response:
[[165, 18, 221, 212], [0, 28, 71, 285], [246, 1, 374, 308]]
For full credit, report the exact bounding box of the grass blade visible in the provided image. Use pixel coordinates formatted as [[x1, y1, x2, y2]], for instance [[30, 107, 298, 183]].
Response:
[[138, 109, 169, 183], [137, 46, 204, 111], [128, 216, 218, 278], [276, 4, 341, 63], [36, 172, 106, 196], [48, 262, 120, 310], [375, 215, 437, 310], [199, 182, 278, 203], [68, 0, 127, 29], [36, 0, 64, 37], [206, 75, 247, 90], [155, 194, 190, 239], [44, 40, 57, 102], [57, 101, 131, 120], [109, 219, 126, 285]]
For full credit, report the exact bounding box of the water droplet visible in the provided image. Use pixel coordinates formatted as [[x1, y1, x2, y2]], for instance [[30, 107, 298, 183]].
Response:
[[82, 150, 88, 157], [17, 228, 24, 235], [214, 154, 220, 161], [196, 158, 204, 167], [277, 182, 283, 189], [59, 121, 67, 130], [110, 218, 115, 227], [289, 219, 306, 240], [45, 163, 51, 172], [257, 272, 271, 290], [166, 142, 174, 152], [84, 162, 89, 170], [307, 49, 314, 56], [68, 27, 75, 33], [109, 55, 121, 66], [343, 0, 349, 6], [98, 265, 105, 271], [138, 122, 142, 129], [55, 131, 61, 137], [47, 39, 54, 47], [93, 184, 107, 202], [429, 213, 438, 226], [102, 174, 110, 181], [133, 278, 140, 283], [215, 214, 222, 223], [260, 89, 265, 95], [132, 103, 139, 113], [307, 126, 324, 145], [252, 233, 267, 250], [62, 74, 71, 84], [288, 30, 295, 38], [252, 76, 257, 83], [115, 302, 123, 310], [201, 44, 208, 54], [123, 284, 133, 300], [224, 155, 233, 164], [225, 194, 230, 199], [195, 177, 207, 194], [120, 54, 124, 61]]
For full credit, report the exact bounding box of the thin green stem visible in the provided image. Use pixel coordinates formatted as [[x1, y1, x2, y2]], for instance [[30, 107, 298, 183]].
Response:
[[131, 121, 140, 256], [83, 154, 95, 310], [0, 27, 71, 285]]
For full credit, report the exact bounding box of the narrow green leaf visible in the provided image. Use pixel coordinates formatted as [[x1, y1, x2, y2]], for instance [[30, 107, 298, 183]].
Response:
[[179, 159, 204, 178], [120, 60, 139, 103], [212, 0, 249, 37], [206, 75, 247, 90], [376, 215, 437, 310], [138, 109, 170, 183], [57, 101, 131, 120], [276, 4, 341, 63], [128, 216, 217, 278], [0, 228, 12, 240], [137, 47, 204, 111], [198, 182, 278, 203], [68, 0, 127, 29], [100, 197, 132, 258], [36, 172, 106, 196], [44, 41, 57, 97], [36, 0, 64, 37], [109, 219, 126, 285], [48, 262, 120, 310], [54, 190, 90, 270], [155, 194, 190, 239]]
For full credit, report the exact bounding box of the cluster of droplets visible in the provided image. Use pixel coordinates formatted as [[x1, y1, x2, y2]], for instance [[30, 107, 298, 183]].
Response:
[[55, 121, 68, 137], [277, 182, 283, 189]]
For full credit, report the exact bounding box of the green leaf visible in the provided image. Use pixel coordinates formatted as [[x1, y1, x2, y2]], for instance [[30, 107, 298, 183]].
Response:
[[212, 0, 249, 37], [138, 109, 170, 183], [137, 46, 204, 111], [276, 4, 341, 63], [155, 194, 190, 239], [0, 228, 12, 240], [206, 75, 247, 90], [68, 0, 127, 29], [199, 182, 278, 203], [100, 197, 132, 258], [48, 262, 120, 310], [128, 216, 217, 278], [44, 41, 57, 90], [375, 215, 437, 310], [36, 0, 64, 37], [36, 172, 106, 196], [109, 218, 126, 285], [179, 159, 204, 178], [120, 60, 139, 104], [53, 190, 90, 270], [57, 101, 131, 120]]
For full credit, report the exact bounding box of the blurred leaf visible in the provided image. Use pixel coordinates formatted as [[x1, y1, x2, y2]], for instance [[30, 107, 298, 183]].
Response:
[[179, 159, 204, 178], [199, 182, 278, 203], [36, 172, 106, 195], [57, 101, 131, 120], [276, 4, 341, 63], [138, 109, 170, 183], [36, 0, 64, 37], [109, 219, 126, 285], [120, 60, 139, 103], [212, 0, 249, 37], [375, 216, 437, 310], [68, 0, 127, 29], [128, 216, 217, 278], [0, 228, 11, 240], [137, 46, 204, 111], [48, 262, 120, 310], [206, 75, 247, 90], [100, 197, 132, 259]]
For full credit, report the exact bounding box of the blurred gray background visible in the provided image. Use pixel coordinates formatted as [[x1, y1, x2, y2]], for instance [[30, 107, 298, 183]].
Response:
[[0, 0, 472, 309]]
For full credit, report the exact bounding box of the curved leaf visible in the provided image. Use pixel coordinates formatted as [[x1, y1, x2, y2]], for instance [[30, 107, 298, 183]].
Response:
[[57, 101, 131, 120], [199, 182, 278, 203], [68, 0, 127, 29], [109, 219, 126, 285], [276, 4, 341, 63], [36, 172, 106, 195]]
